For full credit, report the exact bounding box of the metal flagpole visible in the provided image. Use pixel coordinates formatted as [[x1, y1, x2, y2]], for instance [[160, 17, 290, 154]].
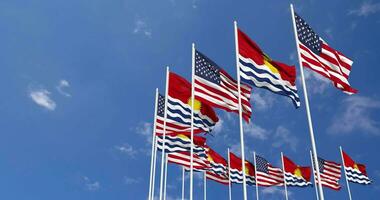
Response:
[[204, 171, 207, 200], [290, 4, 325, 200], [310, 150, 320, 200], [228, 148, 232, 200], [159, 67, 170, 200], [148, 88, 159, 200], [190, 43, 196, 200], [281, 152, 289, 200], [182, 167, 185, 200], [164, 154, 168, 200], [340, 146, 353, 200], [233, 20, 248, 200], [253, 152, 259, 200], [151, 137, 158, 200]]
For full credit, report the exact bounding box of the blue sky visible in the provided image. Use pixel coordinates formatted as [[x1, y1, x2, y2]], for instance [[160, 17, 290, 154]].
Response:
[[0, 0, 379, 199]]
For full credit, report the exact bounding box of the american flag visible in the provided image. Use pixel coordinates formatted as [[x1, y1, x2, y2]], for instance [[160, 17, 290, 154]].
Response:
[[167, 151, 210, 170], [294, 12, 357, 94], [315, 157, 342, 190], [206, 171, 229, 185], [194, 50, 252, 122], [255, 155, 284, 186], [155, 94, 203, 135], [342, 150, 372, 185]]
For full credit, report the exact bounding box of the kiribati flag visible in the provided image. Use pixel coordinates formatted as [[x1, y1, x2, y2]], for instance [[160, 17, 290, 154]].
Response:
[[283, 155, 312, 187], [237, 28, 300, 107], [229, 152, 255, 185], [342, 150, 371, 185]]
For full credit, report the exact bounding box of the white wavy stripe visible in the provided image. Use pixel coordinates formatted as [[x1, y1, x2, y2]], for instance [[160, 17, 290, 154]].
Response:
[[240, 72, 299, 104], [347, 177, 371, 184], [321, 41, 353, 71], [285, 173, 311, 186], [239, 55, 297, 90], [239, 64, 298, 95], [156, 116, 189, 129], [320, 48, 349, 76], [165, 108, 211, 131], [257, 172, 284, 182], [167, 157, 207, 168], [299, 46, 351, 85], [316, 180, 340, 189], [346, 173, 371, 181], [156, 138, 204, 153], [323, 165, 341, 175], [168, 96, 216, 125]]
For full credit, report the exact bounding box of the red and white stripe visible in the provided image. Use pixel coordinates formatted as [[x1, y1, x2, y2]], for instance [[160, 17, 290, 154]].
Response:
[[155, 116, 203, 135], [195, 70, 252, 122], [256, 165, 284, 186], [298, 40, 357, 95], [206, 171, 229, 185], [316, 160, 342, 190], [167, 151, 210, 170]]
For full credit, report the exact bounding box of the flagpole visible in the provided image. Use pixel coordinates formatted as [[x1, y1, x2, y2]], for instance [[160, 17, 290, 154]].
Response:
[[234, 20, 248, 200], [151, 137, 158, 200], [290, 4, 325, 200], [159, 66, 170, 200], [190, 43, 196, 200], [148, 88, 159, 200], [182, 167, 185, 200], [253, 151, 259, 200], [163, 154, 168, 200], [204, 171, 207, 200], [281, 152, 289, 200], [228, 148, 232, 200], [310, 150, 320, 200], [340, 146, 353, 200]]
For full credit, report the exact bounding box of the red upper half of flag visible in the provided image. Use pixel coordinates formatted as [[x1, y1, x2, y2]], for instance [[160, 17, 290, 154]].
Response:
[[342, 150, 368, 176], [168, 72, 219, 123], [206, 147, 227, 166], [283, 155, 311, 182], [237, 28, 297, 86], [229, 152, 255, 176]]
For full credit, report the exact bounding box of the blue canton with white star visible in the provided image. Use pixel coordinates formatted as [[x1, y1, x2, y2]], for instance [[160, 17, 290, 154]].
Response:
[[295, 13, 322, 55], [256, 155, 269, 173], [157, 94, 165, 117], [195, 50, 221, 85]]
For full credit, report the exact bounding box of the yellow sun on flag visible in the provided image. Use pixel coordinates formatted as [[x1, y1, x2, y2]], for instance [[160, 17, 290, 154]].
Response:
[[187, 98, 202, 111], [244, 161, 250, 175], [294, 168, 303, 178], [263, 54, 279, 75], [354, 163, 359, 170], [177, 134, 190, 141]]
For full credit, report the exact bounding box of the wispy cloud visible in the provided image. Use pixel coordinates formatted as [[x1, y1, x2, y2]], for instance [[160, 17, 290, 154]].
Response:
[[244, 123, 270, 140], [251, 91, 276, 111], [261, 187, 292, 199], [302, 69, 331, 94], [29, 88, 56, 111], [124, 176, 142, 184], [272, 126, 298, 152], [135, 122, 153, 143], [324, 28, 333, 40], [133, 18, 152, 38], [328, 96, 380, 135], [56, 79, 71, 97], [349, 1, 380, 17], [82, 176, 100, 191], [114, 143, 138, 158]]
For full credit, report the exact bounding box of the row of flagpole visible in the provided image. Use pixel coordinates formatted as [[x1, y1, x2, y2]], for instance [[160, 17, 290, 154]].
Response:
[[146, 4, 357, 200]]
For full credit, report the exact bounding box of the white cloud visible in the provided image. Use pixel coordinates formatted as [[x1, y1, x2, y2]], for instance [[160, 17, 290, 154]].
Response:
[[349, 2, 380, 17], [261, 187, 291, 199], [329, 96, 380, 135], [251, 91, 275, 111], [29, 88, 56, 111], [124, 176, 142, 184], [244, 123, 270, 140], [324, 28, 333, 40], [136, 122, 153, 143], [212, 118, 223, 134], [56, 79, 71, 97], [302, 69, 331, 94], [272, 126, 298, 152], [82, 176, 100, 191], [133, 19, 152, 38], [114, 143, 138, 158]]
